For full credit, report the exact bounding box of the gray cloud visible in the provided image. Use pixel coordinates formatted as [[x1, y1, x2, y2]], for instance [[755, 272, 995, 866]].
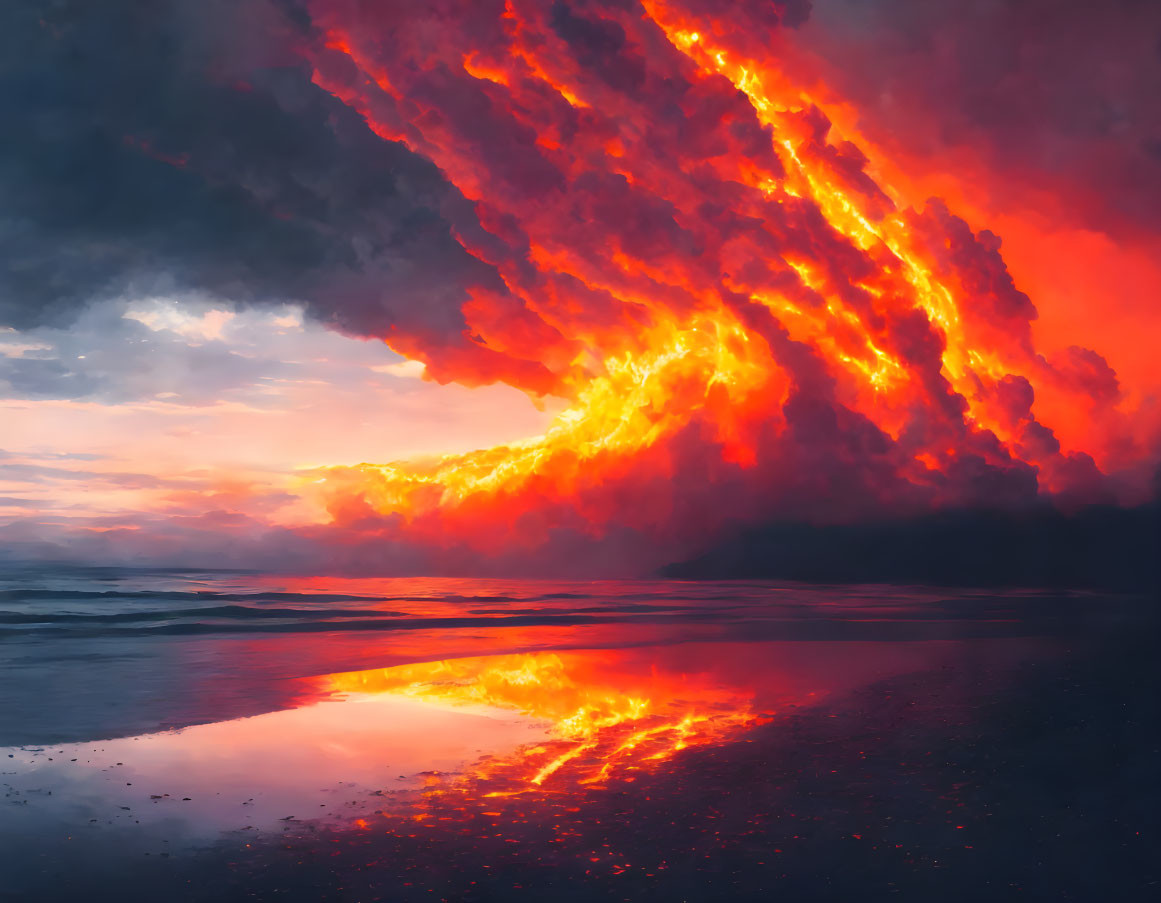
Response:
[[0, 462, 181, 489], [0, 301, 283, 404], [0, 0, 500, 350], [0, 450, 107, 461]]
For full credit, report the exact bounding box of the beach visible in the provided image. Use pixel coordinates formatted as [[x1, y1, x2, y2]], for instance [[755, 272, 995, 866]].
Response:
[[1, 567, 1156, 901]]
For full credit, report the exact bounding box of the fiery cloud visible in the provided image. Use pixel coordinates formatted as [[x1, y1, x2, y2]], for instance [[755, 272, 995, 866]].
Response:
[[2, 0, 1156, 573], [290, 0, 1154, 571]]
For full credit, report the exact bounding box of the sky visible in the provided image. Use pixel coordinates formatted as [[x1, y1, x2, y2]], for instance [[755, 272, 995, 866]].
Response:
[[1, 0, 1158, 574]]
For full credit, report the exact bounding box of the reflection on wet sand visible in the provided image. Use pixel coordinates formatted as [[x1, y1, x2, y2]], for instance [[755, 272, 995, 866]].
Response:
[[3, 646, 781, 843], [318, 651, 763, 795]]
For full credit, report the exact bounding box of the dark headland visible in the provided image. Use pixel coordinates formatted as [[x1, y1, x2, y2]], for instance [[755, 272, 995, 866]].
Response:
[[662, 503, 1160, 591]]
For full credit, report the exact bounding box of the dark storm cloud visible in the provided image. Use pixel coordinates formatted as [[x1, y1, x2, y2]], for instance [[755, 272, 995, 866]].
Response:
[[0, 0, 500, 344], [800, 0, 1161, 236], [550, 1, 648, 93]]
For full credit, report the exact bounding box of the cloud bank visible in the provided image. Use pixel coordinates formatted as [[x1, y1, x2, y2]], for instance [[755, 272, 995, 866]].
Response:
[[1, 0, 1157, 575]]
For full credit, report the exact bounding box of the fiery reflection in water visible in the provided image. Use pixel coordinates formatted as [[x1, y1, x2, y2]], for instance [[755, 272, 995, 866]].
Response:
[[318, 650, 766, 799]]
